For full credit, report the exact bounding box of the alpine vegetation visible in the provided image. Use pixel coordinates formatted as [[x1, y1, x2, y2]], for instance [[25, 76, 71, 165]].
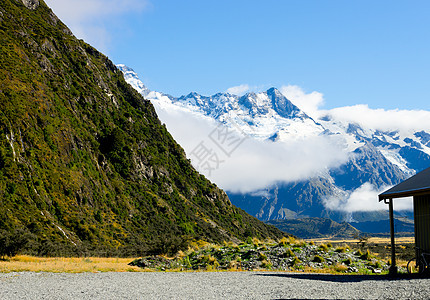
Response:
[[0, 0, 283, 257]]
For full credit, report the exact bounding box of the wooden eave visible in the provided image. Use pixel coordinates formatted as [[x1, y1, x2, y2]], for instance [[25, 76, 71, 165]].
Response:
[[378, 187, 430, 201]]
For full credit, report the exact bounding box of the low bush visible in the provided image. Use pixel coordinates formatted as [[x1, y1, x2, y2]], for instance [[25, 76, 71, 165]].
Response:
[[261, 259, 272, 269], [360, 250, 372, 261], [282, 248, 295, 258], [258, 252, 267, 261], [313, 255, 325, 263], [292, 256, 301, 266], [278, 237, 290, 247], [319, 244, 329, 252], [334, 264, 348, 273], [369, 260, 382, 269], [335, 246, 349, 253], [342, 258, 352, 265]]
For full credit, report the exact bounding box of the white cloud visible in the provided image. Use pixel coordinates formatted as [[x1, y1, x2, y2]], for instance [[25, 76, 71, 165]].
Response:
[[321, 104, 430, 133], [44, 0, 148, 52], [279, 85, 430, 133], [226, 84, 250, 96], [323, 182, 413, 212], [280, 85, 325, 119], [207, 134, 348, 193], [152, 100, 348, 193]]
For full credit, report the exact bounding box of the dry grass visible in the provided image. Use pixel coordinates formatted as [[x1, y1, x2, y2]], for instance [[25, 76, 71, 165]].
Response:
[[307, 237, 415, 244], [0, 256, 143, 273]]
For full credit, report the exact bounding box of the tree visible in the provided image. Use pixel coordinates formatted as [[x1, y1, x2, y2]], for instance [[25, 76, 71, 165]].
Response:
[[0, 229, 30, 259]]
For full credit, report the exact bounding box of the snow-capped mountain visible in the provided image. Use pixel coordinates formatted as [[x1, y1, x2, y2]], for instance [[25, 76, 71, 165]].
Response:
[[118, 65, 430, 227], [118, 65, 325, 142]]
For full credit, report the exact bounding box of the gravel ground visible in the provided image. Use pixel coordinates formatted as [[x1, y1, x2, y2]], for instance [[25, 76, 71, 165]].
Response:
[[0, 271, 429, 299]]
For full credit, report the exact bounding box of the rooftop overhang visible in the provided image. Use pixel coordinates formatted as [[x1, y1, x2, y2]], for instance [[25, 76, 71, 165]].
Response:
[[378, 187, 430, 201], [378, 167, 430, 202]]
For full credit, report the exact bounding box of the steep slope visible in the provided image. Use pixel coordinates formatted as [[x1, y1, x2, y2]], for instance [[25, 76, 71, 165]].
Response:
[[0, 0, 284, 256]]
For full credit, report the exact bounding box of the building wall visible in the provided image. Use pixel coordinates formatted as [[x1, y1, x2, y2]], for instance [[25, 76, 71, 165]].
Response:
[[413, 195, 430, 254]]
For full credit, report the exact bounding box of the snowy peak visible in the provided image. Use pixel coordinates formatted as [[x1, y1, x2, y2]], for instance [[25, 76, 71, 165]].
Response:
[[116, 64, 150, 97], [118, 64, 430, 174], [235, 87, 305, 120], [116, 66, 310, 125], [118, 64, 326, 141], [266, 87, 306, 119]]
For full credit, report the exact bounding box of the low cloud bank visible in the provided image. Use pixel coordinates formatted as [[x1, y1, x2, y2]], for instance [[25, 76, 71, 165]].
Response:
[[323, 182, 413, 212], [280, 85, 430, 133], [153, 101, 348, 193], [321, 105, 430, 133]]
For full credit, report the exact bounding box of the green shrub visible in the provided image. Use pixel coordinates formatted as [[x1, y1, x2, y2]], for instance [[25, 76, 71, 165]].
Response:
[[319, 244, 329, 252], [312, 255, 325, 263], [292, 256, 301, 266], [293, 247, 302, 253], [261, 259, 272, 269], [342, 258, 352, 265], [282, 248, 295, 258], [278, 237, 291, 247], [369, 260, 382, 269], [181, 256, 192, 269], [335, 246, 347, 253], [258, 252, 267, 261], [0, 229, 31, 259], [360, 249, 372, 261]]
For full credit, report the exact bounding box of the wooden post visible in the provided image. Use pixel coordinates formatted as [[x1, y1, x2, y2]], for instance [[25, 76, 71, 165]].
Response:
[[389, 198, 397, 275]]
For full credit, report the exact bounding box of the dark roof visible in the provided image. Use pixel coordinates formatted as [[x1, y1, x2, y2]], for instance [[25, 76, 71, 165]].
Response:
[[379, 167, 430, 201]]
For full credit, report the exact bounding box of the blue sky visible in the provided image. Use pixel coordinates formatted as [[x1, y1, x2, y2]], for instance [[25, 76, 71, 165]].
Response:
[[45, 0, 430, 111]]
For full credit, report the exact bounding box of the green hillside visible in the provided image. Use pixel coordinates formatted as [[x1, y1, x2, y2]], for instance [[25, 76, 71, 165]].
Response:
[[0, 0, 284, 256]]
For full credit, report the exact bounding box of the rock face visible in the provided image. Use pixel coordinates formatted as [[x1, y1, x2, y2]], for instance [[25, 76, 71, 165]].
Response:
[[20, 0, 39, 10], [0, 0, 284, 256]]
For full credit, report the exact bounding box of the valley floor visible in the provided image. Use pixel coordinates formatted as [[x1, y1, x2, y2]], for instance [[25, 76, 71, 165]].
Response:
[[1, 271, 429, 299]]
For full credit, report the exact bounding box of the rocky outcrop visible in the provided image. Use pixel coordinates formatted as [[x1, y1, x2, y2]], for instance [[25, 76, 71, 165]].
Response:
[[20, 0, 39, 10]]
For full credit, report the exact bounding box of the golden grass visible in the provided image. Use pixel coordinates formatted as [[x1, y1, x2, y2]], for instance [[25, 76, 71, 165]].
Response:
[[307, 236, 415, 244], [0, 255, 144, 273]]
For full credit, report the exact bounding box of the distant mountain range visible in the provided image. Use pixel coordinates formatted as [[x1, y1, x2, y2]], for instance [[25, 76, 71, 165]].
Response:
[[119, 65, 430, 236]]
